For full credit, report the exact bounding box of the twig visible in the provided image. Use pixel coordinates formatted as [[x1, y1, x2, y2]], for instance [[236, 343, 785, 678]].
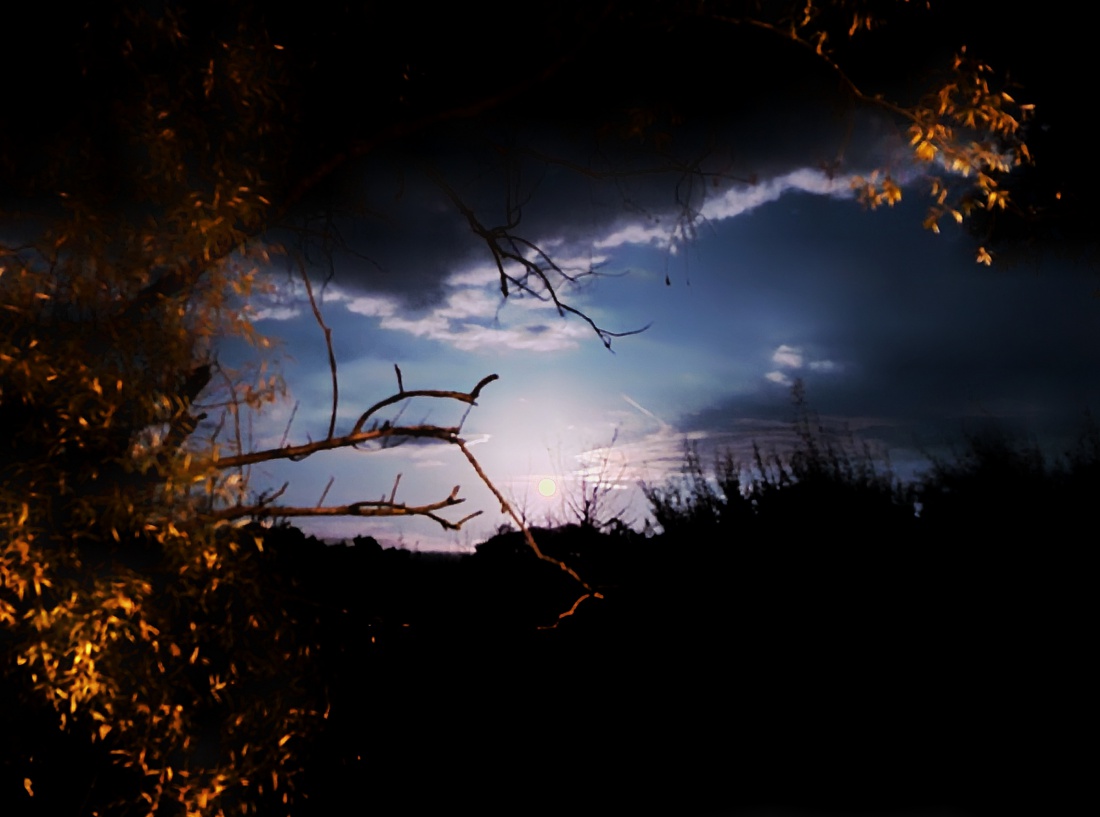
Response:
[[299, 258, 338, 440], [425, 167, 649, 350], [280, 401, 299, 449], [317, 476, 334, 507]]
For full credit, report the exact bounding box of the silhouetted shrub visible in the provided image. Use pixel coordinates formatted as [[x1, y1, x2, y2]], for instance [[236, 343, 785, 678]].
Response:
[[918, 415, 1100, 538], [644, 383, 915, 546]]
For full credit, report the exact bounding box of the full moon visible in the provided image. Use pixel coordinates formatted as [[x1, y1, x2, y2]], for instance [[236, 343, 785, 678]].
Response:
[[537, 478, 556, 497]]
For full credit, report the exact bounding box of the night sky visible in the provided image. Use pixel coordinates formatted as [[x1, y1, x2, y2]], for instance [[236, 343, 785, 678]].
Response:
[[159, 1, 1098, 551], [237, 157, 1100, 549], [1, 6, 1090, 817], [3, 3, 1091, 552]]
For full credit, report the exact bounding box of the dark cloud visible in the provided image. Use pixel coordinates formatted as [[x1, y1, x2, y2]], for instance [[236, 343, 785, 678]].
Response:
[[667, 189, 1100, 471], [288, 18, 913, 312]]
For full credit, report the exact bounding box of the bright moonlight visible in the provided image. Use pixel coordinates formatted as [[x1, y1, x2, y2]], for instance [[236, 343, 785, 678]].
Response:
[[537, 478, 557, 497]]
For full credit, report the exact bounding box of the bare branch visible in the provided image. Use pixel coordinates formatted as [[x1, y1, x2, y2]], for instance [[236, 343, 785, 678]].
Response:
[[298, 258, 339, 440], [208, 423, 459, 471], [350, 373, 499, 435], [425, 166, 650, 350], [254, 481, 289, 509], [188, 373, 511, 532], [212, 491, 482, 531], [454, 439, 595, 594], [453, 437, 603, 628]]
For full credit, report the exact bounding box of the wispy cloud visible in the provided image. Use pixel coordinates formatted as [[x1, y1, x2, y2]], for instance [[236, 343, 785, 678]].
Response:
[[701, 168, 854, 220], [251, 305, 302, 322], [594, 168, 855, 253]]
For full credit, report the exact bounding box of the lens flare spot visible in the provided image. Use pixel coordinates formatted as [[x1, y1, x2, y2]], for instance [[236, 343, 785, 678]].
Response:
[[537, 478, 556, 497]]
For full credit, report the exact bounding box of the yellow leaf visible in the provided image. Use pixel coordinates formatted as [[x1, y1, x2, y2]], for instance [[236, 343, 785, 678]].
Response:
[[976, 246, 993, 265], [24, 778, 33, 797]]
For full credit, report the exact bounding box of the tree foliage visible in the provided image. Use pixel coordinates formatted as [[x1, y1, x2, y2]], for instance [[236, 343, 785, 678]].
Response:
[[0, 1, 1048, 814]]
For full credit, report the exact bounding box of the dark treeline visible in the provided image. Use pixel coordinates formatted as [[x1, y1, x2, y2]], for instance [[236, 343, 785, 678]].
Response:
[[2, 416, 1091, 817]]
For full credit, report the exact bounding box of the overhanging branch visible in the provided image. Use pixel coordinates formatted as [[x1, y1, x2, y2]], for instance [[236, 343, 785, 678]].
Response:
[[195, 372, 499, 531]]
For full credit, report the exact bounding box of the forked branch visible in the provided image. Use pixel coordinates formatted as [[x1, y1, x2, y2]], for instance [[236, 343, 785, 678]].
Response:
[[196, 372, 499, 532], [426, 167, 650, 350]]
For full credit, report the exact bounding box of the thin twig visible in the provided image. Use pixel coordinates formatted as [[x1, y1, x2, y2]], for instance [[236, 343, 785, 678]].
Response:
[[454, 438, 603, 628], [299, 258, 338, 440], [317, 476, 334, 507], [280, 401, 299, 448]]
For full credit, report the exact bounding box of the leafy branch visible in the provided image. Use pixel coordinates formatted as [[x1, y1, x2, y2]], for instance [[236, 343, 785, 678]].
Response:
[[709, 1, 1034, 263]]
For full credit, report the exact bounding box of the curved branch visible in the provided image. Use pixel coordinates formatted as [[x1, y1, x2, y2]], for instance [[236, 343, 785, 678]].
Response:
[[188, 373, 505, 532], [350, 373, 498, 435], [298, 257, 338, 440], [197, 372, 498, 473]]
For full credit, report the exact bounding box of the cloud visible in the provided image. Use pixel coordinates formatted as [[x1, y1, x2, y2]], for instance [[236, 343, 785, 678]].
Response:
[[436, 288, 501, 320], [373, 309, 591, 353], [772, 344, 804, 369], [594, 222, 672, 250], [592, 169, 855, 254], [344, 294, 399, 318], [292, 161, 880, 360], [701, 168, 853, 221], [766, 344, 843, 383], [319, 253, 602, 352], [251, 305, 302, 322]]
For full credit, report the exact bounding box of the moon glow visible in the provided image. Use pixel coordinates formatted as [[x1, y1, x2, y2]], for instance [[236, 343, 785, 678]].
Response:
[[537, 478, 557, 497]]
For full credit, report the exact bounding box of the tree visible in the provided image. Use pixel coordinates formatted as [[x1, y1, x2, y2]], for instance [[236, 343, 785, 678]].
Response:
[[2, 1, 1044, 814]]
